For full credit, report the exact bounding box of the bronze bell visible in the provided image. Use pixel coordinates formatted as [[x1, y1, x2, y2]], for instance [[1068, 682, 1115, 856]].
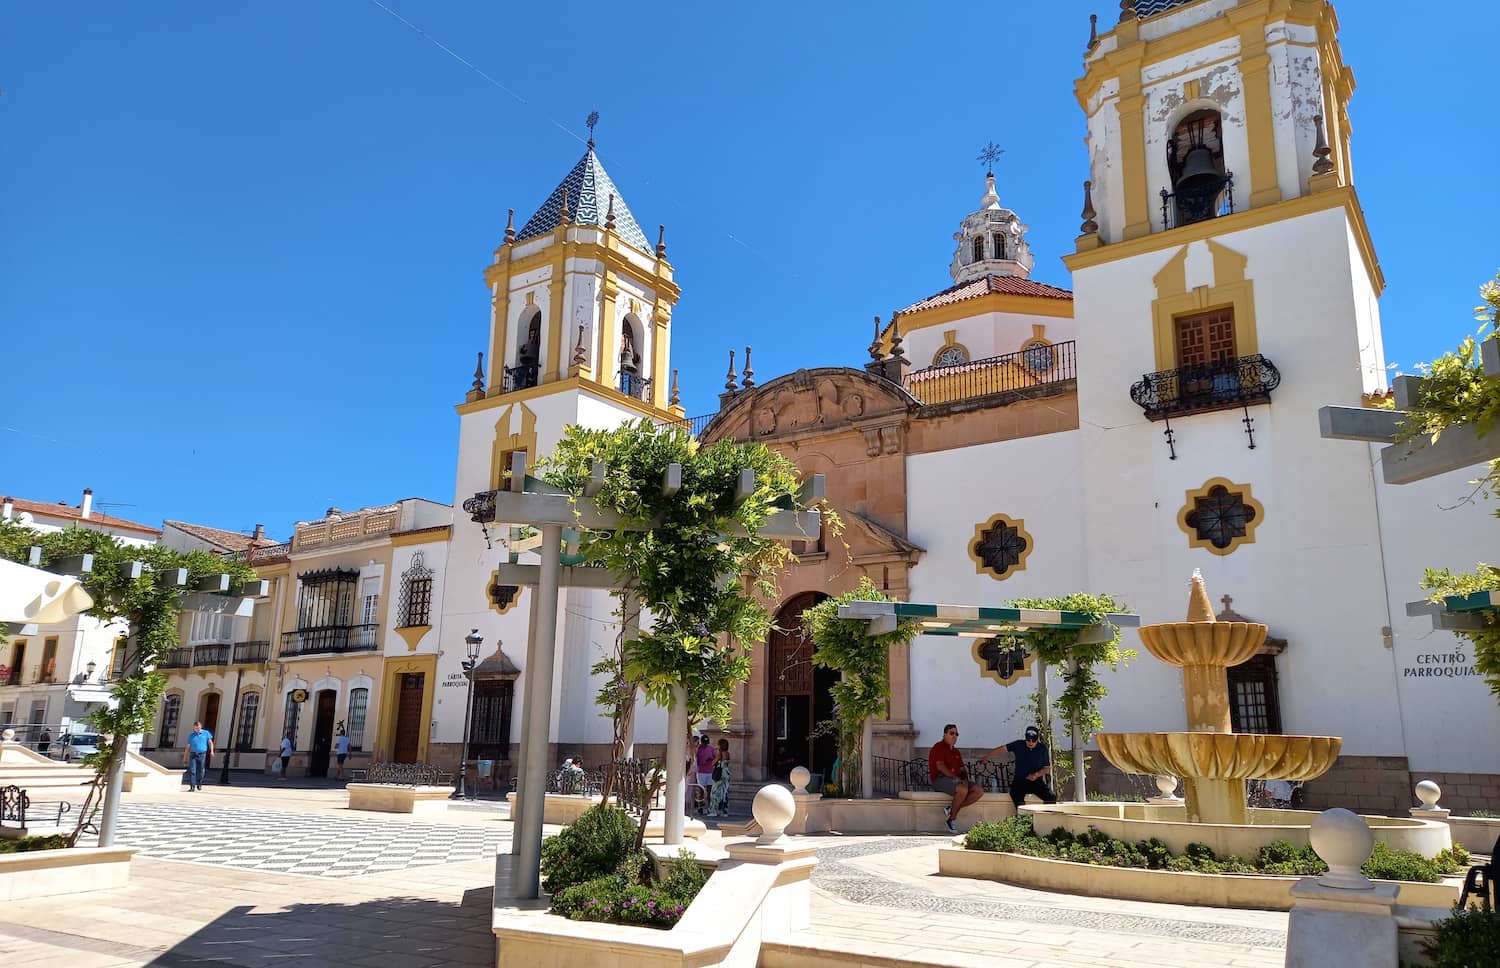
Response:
[[1176, 145, 1223, 193]]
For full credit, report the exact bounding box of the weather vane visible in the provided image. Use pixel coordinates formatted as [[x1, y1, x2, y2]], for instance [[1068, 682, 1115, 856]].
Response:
[[977, 141, 1005, 175], [586, 111, 600, 147]]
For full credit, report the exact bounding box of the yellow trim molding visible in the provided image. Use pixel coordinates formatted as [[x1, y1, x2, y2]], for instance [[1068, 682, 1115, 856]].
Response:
[[1177, 477, 1265, 557], [931, 330, 973, 366], [374, 653, 437, 763], [394, 625, 431, 652], [1150, 241, 1258, 372], [390, 526, 452, 548], [972, 637, 1036, 687], [454, 374, 682, 423], [968, 513, 1035, 581], [488, 569, 522, 618], [489, 403, 539, 491]]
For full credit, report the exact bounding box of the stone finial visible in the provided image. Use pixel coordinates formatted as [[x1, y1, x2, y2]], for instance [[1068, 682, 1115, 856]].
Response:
[[571, 325, 587, 367], [742, 346, 755, 389], [1187, 569, 1216, 623], [868, 315, 884, 362], [1118, 0, 1137, 24], [725, 349, 739, 392], [605, 193, 616, 231], [1312, 114, 1336, 175], [470, 351, 486, 394], [789, 765, 811, 795], [1155, 775, 1179, 798], [888, 314, 907, 362], [503, 208, 516, 244], [2, 727, 16, 743], [1414, 779, 1442, 810], [1088, 13, 1099, 49], [558, 186, 571, 224], [669, 368, 681, 408], [1309, 808, 1376, 891], [1079, 180, 1099, 235], [754, 784, 796, 845], [655, 223, 667, 259]]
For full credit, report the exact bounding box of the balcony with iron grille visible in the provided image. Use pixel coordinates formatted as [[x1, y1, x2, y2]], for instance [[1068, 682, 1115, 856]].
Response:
[[617, 372, 652, 402], [279, 625, 380, 657], [1129, 354, 1282, 421], [159, 648, 194, 670], [191, 644, 230, 667], [505, 363, 540, 393], [232, 640, 271, 664]]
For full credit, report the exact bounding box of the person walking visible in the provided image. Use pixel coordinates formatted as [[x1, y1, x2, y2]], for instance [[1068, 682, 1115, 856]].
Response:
[[929, 723, 982, 833], [334, 730, 351, 780], [693, 735, 716, 816], [182, 721, 214, 792], [37, 728, 51, 756], [982, 726, 1059, 808], [708, 738, 731, 817], [278, 734, 294, 780]]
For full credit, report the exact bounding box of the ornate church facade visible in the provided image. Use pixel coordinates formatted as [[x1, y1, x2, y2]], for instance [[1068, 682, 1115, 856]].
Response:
[[429, 0, 1500, 813]]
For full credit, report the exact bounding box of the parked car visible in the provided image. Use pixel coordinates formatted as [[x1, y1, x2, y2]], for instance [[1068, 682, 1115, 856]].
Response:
[[54, 733, 101, 763]]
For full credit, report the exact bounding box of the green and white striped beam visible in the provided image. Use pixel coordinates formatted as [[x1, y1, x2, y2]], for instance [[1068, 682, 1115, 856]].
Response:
[[1405, 592, 1499, 632], [837, 600, 1139, 640]]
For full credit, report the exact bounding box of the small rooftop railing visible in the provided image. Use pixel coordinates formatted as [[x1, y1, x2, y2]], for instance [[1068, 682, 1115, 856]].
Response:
[[905, 340, 1077, 406]]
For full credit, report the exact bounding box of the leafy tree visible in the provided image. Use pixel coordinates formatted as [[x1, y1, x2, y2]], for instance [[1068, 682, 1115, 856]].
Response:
[[0, 518, 254, 840], [802, 577, 920, 796], [539, 420, 833, 750]]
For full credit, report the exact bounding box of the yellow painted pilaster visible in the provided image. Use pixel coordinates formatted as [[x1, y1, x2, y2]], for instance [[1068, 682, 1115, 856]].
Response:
[[546, 254, 567, 382], [650, 301, 671, 409], [1232, 18, 1282, 208], [598, 272, 620, 391], [485, 254, 512, 394], [1114, 57, 1150, 241]]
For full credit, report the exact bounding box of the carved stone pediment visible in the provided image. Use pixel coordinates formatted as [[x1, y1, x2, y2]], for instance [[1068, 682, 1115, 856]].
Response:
[[705, 367, 917, 444]]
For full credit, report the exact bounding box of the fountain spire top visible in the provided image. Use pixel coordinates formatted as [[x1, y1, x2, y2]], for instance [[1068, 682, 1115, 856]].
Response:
[[1186, 569, 1216, 623]]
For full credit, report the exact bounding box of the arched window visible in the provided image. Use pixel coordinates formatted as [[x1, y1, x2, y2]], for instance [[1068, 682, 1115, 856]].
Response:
[[348, 687, 370, 750], [993, 233, 1008, 260], [1166, 109, 1229, 227], [972, 236, 985, 263], [158, 694, 182, 748], [236, 692, 260, 751], [618, 313, 646, 398], [509, 307, 542, 391], [397, 552, 433, 628]]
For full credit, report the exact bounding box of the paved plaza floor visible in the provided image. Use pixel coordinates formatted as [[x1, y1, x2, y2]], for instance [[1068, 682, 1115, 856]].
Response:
[[0, 784, 1287, 967]]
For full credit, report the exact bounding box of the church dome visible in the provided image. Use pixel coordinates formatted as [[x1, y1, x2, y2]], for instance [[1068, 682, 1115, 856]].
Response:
[[948, 171, 1035, 284]]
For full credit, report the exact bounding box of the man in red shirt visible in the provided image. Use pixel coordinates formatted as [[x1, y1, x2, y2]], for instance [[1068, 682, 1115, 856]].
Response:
[[929, 723, 982, 833]]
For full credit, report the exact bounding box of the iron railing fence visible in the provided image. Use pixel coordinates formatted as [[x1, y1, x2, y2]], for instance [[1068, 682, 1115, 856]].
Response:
[[905, 340, 1077, 406], [159, 648, 194, 670], [191, 644, 230, 667], [232, 641, 271, 664], [871, 754, 1013, 797], [279, 625, 379, 657], [617, 373, 653, 401], [504, 364, 540, 392], [1129, 353, 1281, 420]]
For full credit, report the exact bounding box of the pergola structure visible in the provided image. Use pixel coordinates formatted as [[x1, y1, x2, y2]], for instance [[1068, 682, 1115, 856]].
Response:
[[836, 600, 1139, 800], [464, 451, 823, 899]]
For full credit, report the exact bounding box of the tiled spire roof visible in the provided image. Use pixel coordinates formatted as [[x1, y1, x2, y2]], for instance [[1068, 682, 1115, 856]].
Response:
[[516, 147, 650, 252], [1135, 0, 1196, 17]]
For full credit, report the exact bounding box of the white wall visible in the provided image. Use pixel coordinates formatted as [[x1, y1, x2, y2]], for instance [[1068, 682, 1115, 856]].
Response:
[[902, 309, 1075, 372]]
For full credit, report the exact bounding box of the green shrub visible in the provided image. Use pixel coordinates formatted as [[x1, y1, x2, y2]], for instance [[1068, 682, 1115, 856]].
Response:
[[547, 843, 709, 930], [659, 851, 710, 900], [1363, 841, 1443, 883], [1435, 845, 1471, 874], [539, 805, 639, 895], [965, 816, 1036, 853], [0, 834, 68, 854], [1466, 809, 1499, 819], [1421, 902, 1500, 968]]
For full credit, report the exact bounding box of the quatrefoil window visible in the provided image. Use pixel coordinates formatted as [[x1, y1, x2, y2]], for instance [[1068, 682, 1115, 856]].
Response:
[[969, 513, 1033, 580], [1178, 478, 1264, 556], [974, 636, 1034, 686]]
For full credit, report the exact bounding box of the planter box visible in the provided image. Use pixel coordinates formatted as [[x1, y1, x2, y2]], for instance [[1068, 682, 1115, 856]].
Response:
[[0, 846, 135, 901], [785, 791, 1018, 835], [937, 846, 1460, 911], [347, 783, 453, 815], [1445, 815, 1500, 854]]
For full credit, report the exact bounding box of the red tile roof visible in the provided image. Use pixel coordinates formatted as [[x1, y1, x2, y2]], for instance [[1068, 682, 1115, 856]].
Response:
[[2, 496, 161, 536], [164, 519, 273, 552], [900, 274, 1073, 315]]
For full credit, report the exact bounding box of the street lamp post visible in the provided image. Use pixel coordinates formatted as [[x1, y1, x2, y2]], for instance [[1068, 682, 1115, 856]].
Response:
[[218, 664, 245, 785], [453, 629, 482, 800]]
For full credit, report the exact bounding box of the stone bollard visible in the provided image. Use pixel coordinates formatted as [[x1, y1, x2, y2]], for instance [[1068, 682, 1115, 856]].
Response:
[[786, 765, 820, 835], [1284, 808, 1400, 968], [1147, 774, 1183, 805], [724, 785, 819, 935], [1409, 779, 1450, 821]]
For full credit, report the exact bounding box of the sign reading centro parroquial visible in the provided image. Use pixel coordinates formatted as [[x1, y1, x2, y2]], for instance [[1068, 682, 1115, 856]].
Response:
[[1402, 645, 1482, 680]]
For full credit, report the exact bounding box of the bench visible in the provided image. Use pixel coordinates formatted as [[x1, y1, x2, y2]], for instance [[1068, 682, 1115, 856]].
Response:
[[0, 784, 73, 839], [345, 762, 453, 815]]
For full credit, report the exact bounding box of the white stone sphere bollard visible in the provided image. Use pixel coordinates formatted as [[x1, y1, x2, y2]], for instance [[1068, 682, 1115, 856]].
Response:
[[1414, 779, 1442, 810], [1309, 808, 1375, 891], [1, 727, 14, 743], [1155, 775, 1180, 798], [789, 765, 811, 795], [754, 784, 796, 845]]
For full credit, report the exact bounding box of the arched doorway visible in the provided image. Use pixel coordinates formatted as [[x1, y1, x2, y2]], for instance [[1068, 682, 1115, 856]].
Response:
[[766, 592, 838, 785]]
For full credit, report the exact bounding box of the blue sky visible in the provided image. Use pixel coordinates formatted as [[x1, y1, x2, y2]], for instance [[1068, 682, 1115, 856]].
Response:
[[2, 2, 1495, 538]]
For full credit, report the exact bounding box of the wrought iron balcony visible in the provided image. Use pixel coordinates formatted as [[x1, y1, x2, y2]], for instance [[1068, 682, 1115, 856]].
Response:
[[906, 340, 1078, 406], [279, 625, 379, 657], [1160, 173, 1235, 230], [159, 648, 194, 670], [617, 372, 652, 401], [463, 490, 496, 524], [191, 644, 230, 667], [1129, 354, 1281, 421], [232, 641, 271, 664], [505, 363, 540, 392]]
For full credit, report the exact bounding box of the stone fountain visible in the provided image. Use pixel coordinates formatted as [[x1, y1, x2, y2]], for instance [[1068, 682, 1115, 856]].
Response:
[[1095, 571, 1342, 825]]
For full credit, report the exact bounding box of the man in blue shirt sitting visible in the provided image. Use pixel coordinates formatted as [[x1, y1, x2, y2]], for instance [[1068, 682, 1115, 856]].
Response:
[[981, 726, 1058, 808], [182, 721, 214, 792]]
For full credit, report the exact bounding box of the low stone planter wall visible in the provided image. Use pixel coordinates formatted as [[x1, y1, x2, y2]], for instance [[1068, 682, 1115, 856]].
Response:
[[1024, 803, 1452, 857], [123, 752, 184, 793], [504, 793, 708, 839], [937, 846, 1460, 911], [787, 792, 1017, 835], [0, 846, 135, 901], [1445, 815, 1500, 854], [347, 783, 452, 815]]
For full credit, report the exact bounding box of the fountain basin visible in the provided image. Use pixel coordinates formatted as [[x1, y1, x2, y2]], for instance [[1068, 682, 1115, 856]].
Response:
[[1020, 802, 1452, 859], [1137, 621, 1266, 668], [1095, 732, 1342, 781]]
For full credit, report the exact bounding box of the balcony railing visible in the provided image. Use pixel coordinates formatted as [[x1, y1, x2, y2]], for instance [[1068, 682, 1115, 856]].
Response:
[[191, 644, 230, 667], [232, 641, 271, 664], [505, 363, 540, 393], [905, 340, 1078, 406], [279, 625, 379, 657], [666, 413, 716, 438], [617, 372, 652, 401], [1160, 173, 1235, 230], [1129, 354, 1282, 421], [159, 648, 193, 670]]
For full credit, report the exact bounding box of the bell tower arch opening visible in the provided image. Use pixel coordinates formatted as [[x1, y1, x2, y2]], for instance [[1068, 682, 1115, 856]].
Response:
[[1165, 108, 1231, 228]]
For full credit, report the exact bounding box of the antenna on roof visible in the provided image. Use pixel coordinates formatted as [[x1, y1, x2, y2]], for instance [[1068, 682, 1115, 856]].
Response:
[[586, 110, 599, 149]]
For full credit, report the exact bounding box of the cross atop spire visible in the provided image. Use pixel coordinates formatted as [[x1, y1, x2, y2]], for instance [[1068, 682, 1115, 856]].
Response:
[[977, 141, 1005, 176], [586, 111, 599, 148]]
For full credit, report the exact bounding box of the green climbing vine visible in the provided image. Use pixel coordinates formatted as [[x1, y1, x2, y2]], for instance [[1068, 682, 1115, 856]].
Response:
[[802, 577, 921, 796]]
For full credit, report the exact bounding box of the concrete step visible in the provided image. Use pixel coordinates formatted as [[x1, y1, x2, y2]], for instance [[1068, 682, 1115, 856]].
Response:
[[0, 768, 95, 789]]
